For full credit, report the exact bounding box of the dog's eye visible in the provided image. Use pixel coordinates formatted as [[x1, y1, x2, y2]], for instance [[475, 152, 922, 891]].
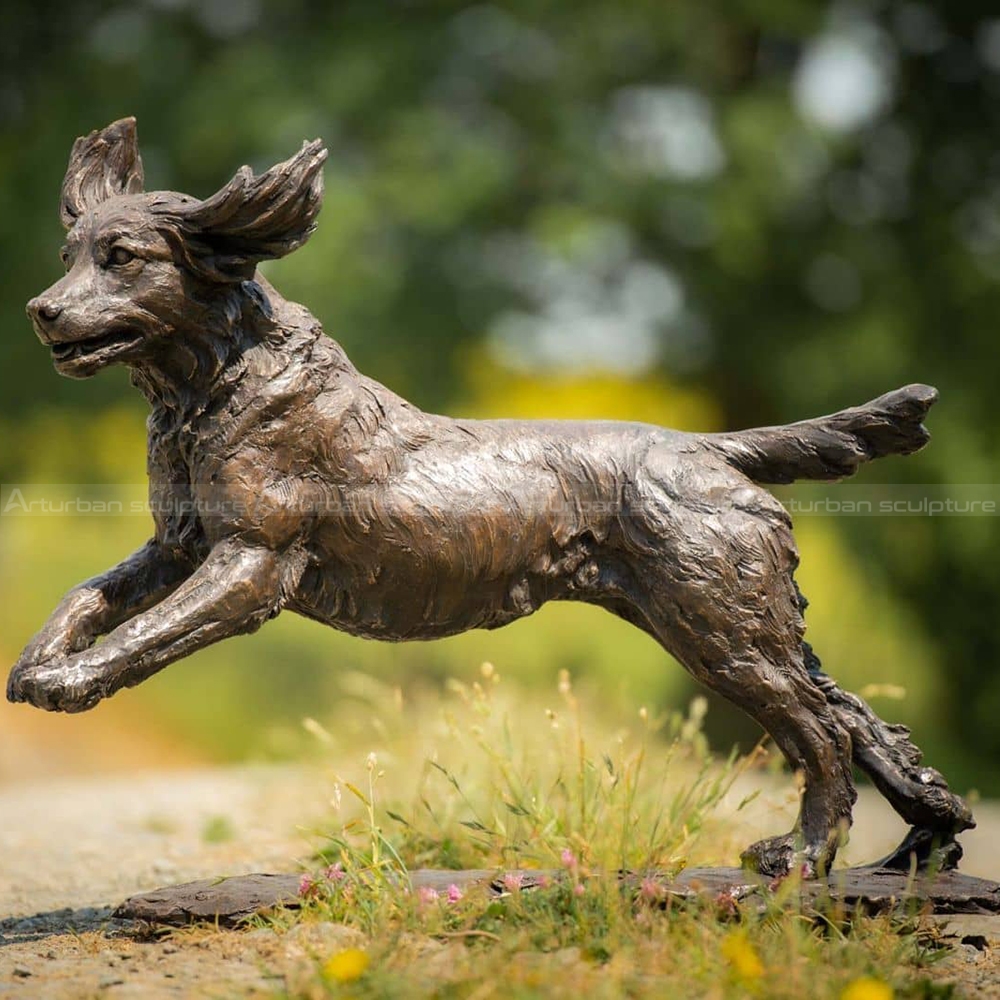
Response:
[[108, 246, 135, 267]]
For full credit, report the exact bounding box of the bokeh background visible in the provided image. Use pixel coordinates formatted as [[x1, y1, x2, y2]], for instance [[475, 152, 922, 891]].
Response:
[[0, 0, 997, 793]]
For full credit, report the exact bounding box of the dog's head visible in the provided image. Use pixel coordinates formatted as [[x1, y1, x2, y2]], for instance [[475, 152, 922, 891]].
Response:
[[28, 118, 327, 379]]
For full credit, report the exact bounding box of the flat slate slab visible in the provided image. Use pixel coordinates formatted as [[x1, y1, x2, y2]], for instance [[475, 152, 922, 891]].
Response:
[[671, 866, 1000, 915], [113, 866, 1000, 928], [113, 873, 303, 927]]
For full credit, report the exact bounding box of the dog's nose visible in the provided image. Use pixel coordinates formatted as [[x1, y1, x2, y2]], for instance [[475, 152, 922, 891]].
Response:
[[27, 297, 63, 325]]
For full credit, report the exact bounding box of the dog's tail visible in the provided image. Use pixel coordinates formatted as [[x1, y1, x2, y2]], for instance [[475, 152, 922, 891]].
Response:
[[705, 384, 938, 484]]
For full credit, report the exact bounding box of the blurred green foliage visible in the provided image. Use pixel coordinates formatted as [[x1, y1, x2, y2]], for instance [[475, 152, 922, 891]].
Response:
[[0, 1, 997, 791]]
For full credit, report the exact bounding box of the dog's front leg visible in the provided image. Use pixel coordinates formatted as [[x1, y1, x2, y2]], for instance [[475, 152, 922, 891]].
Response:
[[9, 540, 193, 676], [7, 537, 284, 713]]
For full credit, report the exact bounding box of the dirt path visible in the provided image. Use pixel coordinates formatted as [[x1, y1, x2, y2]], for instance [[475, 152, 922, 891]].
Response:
[[0, 766, 333, 997], [1, 767, 998, 997]]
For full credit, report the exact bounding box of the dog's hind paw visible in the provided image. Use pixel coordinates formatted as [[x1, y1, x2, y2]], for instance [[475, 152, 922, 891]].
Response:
[[866, 827, 964, 872], [740, 831, 838, 880], [741, 832, 808, 879]]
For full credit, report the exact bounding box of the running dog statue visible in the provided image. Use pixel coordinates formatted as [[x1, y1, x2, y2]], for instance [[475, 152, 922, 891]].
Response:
[[7, 119, 974, 876]]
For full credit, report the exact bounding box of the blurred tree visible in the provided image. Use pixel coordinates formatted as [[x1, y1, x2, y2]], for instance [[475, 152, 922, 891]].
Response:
[[0, 0, 997, 785]]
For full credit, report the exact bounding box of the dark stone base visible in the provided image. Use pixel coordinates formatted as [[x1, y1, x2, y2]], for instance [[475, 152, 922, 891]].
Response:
[[669, 866, 1000, 915], [113, 866, 1000, 928]]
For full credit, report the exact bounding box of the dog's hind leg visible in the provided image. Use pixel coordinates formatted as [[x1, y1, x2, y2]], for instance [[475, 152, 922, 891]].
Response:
[[791, 583, 975, 868], [618, 516, 856, 877], [802, 641, 975, 870], [700, 648, 856, 877]]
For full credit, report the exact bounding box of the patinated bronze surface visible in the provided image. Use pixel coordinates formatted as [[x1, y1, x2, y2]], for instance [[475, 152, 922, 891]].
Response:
[[6, 119, 974, 877]]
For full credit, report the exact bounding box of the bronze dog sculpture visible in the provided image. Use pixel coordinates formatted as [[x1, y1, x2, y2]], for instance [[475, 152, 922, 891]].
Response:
[[7, 119, 973, 876]]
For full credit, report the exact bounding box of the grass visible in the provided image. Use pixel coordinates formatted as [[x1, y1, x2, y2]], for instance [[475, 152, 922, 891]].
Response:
[[250, 665, 958, 999], [201, 814, 236, 844]]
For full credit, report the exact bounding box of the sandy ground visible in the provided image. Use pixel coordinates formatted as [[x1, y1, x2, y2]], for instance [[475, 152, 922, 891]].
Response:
[[0, 765, 998, 997], [0, 765, 334, 997]]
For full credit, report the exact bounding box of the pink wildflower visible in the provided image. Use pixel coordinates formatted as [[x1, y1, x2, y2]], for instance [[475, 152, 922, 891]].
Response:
[[447, 883, 464, 903], [417, 886, 440, 905], [715, 891, 738, 916], [298, 874, 318, 898], [324, 862, 345, 882], [640, 877, 664, 903], [502, 872, 525, 892], [560, 848, 578, 870]]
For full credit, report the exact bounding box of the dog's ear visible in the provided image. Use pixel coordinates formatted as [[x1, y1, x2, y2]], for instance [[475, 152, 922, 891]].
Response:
[[60, 118, 144, 229], [174, 140, 327, 281]]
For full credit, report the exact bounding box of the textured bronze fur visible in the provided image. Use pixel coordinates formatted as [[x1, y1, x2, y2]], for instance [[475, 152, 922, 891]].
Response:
[[7, 119, 974, 876]]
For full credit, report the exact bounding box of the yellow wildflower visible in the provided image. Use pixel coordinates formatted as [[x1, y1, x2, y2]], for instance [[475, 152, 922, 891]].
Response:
[[840, 977, 893, 1000], [721, 929, 764, 981], [322, 948, 370, 983]]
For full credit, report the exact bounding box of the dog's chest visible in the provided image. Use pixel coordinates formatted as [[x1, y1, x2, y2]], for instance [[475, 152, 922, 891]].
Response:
[[147, 413, 214, 562]]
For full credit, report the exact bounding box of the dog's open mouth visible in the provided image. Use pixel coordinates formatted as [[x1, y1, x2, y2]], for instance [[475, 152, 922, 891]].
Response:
[[51, 327, 142, 366]]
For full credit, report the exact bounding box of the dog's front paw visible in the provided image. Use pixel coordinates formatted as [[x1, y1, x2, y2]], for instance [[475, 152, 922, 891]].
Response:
[[7, 655, 42, 703], [7, 657, 103, 713]]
